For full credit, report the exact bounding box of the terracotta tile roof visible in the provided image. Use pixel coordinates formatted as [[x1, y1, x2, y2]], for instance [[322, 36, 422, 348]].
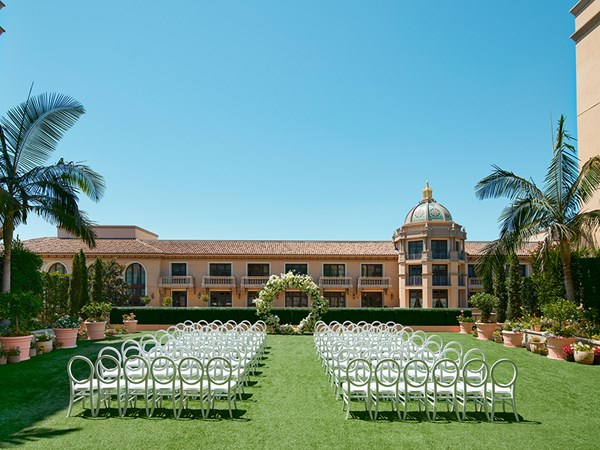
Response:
[[464, 241, 539, 257], [23, 238, 539, 258]]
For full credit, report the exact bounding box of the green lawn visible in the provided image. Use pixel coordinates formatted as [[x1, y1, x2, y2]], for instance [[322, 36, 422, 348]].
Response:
[[1, 332, 599, 449]]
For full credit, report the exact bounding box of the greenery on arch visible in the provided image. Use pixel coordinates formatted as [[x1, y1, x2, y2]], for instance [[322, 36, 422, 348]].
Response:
[[254, 272, 328, 333]]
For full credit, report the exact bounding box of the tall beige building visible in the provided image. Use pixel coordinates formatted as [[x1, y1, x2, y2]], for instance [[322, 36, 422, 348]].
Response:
[[572, 1, 600, 211]]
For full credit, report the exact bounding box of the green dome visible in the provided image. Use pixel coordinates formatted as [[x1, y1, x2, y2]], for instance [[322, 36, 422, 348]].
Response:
[[404, 182, 453, 224]]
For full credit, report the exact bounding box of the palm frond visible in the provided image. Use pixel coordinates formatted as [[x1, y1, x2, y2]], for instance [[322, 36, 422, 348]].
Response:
[[475, 166, 543, 201], [564, 155, 600, 213]]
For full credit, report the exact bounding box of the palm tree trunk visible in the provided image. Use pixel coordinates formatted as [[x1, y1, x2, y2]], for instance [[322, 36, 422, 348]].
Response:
[[2, 218, 13, 293], [559, 238, 575, 302]]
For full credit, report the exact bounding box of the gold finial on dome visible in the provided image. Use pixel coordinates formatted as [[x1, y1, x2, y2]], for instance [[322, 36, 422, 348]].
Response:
[[422, 181, 433, 202]]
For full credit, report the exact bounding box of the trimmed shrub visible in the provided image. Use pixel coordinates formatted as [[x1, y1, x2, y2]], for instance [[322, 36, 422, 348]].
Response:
[[111, 307, 469, 326]]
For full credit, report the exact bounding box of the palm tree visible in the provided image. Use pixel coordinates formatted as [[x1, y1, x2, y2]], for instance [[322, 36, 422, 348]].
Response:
[[475, 115, 600, 302], [0, 92, 105, 292]]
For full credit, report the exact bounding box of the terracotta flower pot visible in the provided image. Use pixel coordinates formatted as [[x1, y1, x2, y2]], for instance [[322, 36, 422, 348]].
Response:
[[458, 322, 472, 334], [0, 356, 6, 365], [54, 328, 79, 349], [85, 321, 107, 340], [29, 348, 37, 357], [476, 323, 497, 341], [546, 336, 577, 360], [0, 335, 34, 362], [502, 331, 524, 348], [529, 341, 544, 354], [532, 325, 542, 332], [574, 350, 595, 365], [7, 355, 20, 364], [123, 320, 138, 333]]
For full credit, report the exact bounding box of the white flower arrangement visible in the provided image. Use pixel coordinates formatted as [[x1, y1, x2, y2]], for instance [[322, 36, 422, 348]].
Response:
[[255, 271, 329, 333]]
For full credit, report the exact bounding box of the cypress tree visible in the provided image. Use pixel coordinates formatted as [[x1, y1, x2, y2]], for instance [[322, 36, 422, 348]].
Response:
[[494, 266, 508, 323], [68, 252, 81, 315], [506, 253, 522, 321], [79, 250, 89, 307], [91, 257, 104, 303], [521, 276, 537, 314]]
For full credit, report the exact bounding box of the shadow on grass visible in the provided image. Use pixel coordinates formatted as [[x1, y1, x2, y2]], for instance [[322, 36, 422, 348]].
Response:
[[75, 406, 249, 421], [2, 427, 82, 446], [349, 409, 535, 424]]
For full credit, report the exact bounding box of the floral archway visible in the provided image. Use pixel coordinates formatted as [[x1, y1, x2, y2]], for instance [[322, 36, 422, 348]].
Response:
[[254, 272, 329, 333]]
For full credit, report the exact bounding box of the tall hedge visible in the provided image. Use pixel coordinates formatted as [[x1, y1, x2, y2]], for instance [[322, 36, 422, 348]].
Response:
[[0, 240, 43, 295]]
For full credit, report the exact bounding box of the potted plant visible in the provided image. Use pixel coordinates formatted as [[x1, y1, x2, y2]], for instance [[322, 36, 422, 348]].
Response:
[[35, 331, 54, 353], [29, 341, 37, 358], [572, 342, 595, 365], [456, 310, 474, 334], [200, 294, 209, 304], [7, 347, 21, 364], [52, 315, 81, 349], [469, 292, 499, 341], [140, 295, 152, 307], [530, 316, 542, 332], [502, 321, 524, 348], [36, 344, 45, 355], [492, 328, 503, 343], [541, 298, 581, 360], [0, 350, 7, 365], [162, 296, 172, 307], [0, 291, 42, 362], [528, 335, 545, 354], [122, 312, 138, 333], [81, 302, 112, 340]]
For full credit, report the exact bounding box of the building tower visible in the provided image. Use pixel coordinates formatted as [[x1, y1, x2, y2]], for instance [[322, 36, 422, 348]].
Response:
[[393, 183, 468, 308]]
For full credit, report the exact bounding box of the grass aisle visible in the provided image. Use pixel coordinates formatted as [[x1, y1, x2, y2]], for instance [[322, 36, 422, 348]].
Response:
[[1, 333, 600, 449]]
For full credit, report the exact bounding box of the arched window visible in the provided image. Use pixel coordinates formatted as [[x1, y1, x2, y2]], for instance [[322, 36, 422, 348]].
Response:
[[48, 262, 67, 274], [125, 263, 146, 304]]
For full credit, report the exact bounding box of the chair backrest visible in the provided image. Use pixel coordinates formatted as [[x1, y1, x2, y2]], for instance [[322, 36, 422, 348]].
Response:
[[374, 358, 401, 389], [463, 348, 485, 367], [461, 359, 489, 388], [150, 356, 177, 386], [124, 355, 149, 384], [431, 358, 460, 389], [95, 354, 121, 384], [443, 341, 464, 360], [67, 355, 95, 385], [345, 358, 372, 388], [490, 359, 517, 390], [178, 356, 204, 386], [207, 357, 233, 386], [121, 339, 141, 359], [403, 359, 429, 388], [98, 346, 122, 367]]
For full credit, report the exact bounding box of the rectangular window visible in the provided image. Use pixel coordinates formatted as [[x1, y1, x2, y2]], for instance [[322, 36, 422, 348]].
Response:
[[248, 263, 269, 276], [519, 264, 527, 277], [323, 264, 345, 277], [285, 291, 309, 307], [209, 263, 232, 276], [361, 291, 383, 308], [172, 291, 187, 307], [407, 241, 423, 257], [409, 265, 422, 276], [247, 291, 260, 307], [432, 264, 448, 286], [431, 240, 448, 259], [171, 263, 187, 276], [409, 290, 422, 308], [210, 291, 232, 307], [285, 263, 308, 275], [324, 292, 346, 308], [432, 290, 448, 308], [468, 264, 477, 278], [361, 264, 383, 277]]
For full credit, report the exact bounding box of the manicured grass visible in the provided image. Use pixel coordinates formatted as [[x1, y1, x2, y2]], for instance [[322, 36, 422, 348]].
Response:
[[1, 332, 600, 449]]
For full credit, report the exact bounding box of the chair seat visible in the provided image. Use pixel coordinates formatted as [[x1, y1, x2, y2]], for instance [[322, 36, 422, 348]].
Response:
[[486, 384, 512, 396]]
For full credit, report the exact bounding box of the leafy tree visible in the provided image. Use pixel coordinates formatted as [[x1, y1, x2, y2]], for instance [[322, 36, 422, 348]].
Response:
[[68, 252, 81, 315], [506, 253, 522, 320], [100, 259, 131, 306], [90, 257, 104, 303], [79, 250, 89, 306], [0, 91, 105, 292], [482, 267, 494, 295], [0, 239, 42, 294], [494, 266, 507, 323], [520, 276, 537, 314], [475, 115, 600, 302], [41, 272, 71, 325], [531, 248, 565, 305]]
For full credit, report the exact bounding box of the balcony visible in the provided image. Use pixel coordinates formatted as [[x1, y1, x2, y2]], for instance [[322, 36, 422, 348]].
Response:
[[406, 276, 422, 286], [468, 277, 483, 288], [159, 276, 194, 289], [406, 252, 422, 260], [319, 276, 352, 289], [432, 252, 449, 260], [432, 275, 450, 286], [241, 276, 270, 289], [358, 277, 391, 289], [201, 276, 236, 289]]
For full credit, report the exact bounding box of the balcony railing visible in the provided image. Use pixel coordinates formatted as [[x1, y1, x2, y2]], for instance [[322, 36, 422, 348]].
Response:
[[406, 276, 422, 286], [358, 277, 391, 289], [319, 276, 352, 289], [407, 252, 422, 260], [159, 276, 195, 289], [201, 276, 236, 289], [432, 275, 450, 286], [468, 277, 483, 288], [241, 276, 270, 289], [432, 252, 449, 260]]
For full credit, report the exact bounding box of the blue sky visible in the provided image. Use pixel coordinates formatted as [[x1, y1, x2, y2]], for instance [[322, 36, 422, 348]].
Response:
[[1, 1, 577, 242]]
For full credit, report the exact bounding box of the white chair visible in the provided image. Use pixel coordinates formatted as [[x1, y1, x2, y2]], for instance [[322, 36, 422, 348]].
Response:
[[486, 359, 519, 421], [94, 354, 123, 416], [398, 359, 430, 420], [177, 356, 208, 418], [341, 358, 373, 420], [67, 356, 97, 417], [371, 358, 402, 419], [457, 359, 489, 420], [149, 356, 179, 417], [427, 358, 460, 421], [123, 355, 151, 416], [206, 357, 238, 418]]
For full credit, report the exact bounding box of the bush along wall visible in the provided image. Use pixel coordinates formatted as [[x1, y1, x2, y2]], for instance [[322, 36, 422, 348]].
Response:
[[111, 307, 469, 326]]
